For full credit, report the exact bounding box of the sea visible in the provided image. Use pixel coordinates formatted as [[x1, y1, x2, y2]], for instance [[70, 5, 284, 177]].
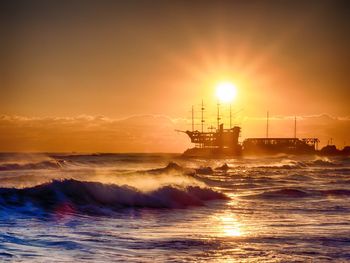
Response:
[[0, 153, 349, 262]]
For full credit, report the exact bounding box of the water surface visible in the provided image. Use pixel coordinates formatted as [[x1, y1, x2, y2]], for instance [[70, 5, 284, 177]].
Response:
[[0, 153, 349, 262]]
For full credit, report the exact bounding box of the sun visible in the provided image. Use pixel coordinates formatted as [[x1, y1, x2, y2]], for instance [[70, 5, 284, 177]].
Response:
[[215, 81, 237, 103]]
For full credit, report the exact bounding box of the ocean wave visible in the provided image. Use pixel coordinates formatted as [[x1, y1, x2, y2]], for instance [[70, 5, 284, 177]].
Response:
[[247, 188, 350, 200], [255, 161, 307, 169], [0, 179, 227, 214], [285, 174, 312, 181], [253, 158, 342, 169], [308, 158, 337, 167], [321, 189, 350, 196], [0, 160, 67, 171], [145, 162, 185, 174], [252, 188, 310, 199], [215, 163, 230, 171], [195, 166, 214, 175], [146, 162, 228, 176], [256, 164, 300, 169]]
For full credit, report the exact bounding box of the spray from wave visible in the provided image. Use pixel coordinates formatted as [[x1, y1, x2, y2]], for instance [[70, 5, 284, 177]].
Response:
[[0, 160, 204, 189], [0, 160, 228, 215], [252, 157, 340, 170]]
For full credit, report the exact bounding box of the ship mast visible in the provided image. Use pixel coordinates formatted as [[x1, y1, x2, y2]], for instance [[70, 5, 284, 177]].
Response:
[[294, 116, 297, 138], [201, 100, 205, 133], [217, 102, 221, 130]]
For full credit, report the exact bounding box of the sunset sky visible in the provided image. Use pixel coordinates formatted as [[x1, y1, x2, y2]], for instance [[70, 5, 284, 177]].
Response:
[[1, 0, 349, 152]]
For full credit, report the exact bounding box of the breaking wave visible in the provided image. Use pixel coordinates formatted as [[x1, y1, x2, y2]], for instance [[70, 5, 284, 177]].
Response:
[[0, 179, 228, 214], [145, 162, 186, 174], [307, 158, 337, 167]]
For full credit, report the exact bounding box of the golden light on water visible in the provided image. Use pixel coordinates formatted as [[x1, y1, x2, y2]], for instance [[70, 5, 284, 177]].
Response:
[[215, 82, 238, 103], [218, 215, 243, 237]]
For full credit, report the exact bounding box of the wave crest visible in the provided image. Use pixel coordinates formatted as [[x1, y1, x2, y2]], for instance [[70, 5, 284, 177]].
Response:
[[0, 179, 228, 214]]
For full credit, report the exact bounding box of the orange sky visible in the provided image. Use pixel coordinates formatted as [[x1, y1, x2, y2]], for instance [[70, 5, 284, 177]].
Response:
[[1, 0, 349, 152]]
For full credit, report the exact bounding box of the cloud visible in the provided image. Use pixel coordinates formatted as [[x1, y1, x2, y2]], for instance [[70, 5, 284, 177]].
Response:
[[0, 113, 349, 152], [0, 115, 191, 152]]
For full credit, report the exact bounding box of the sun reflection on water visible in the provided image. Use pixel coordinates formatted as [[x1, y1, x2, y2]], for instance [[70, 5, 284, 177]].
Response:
[[213, 213, 244, 238], [221, 216, 242, 237]]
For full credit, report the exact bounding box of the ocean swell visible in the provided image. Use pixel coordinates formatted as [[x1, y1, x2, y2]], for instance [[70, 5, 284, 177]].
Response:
[[0, 160, 66, 171], [253, 188, 310, 199], [247, 188, 350, 200], [0, 179, 228, 214]]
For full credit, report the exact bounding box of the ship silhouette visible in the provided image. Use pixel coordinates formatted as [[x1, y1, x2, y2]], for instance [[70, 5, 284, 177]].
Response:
[[176, 101, 349, 157], [178, 124, 242, 157]]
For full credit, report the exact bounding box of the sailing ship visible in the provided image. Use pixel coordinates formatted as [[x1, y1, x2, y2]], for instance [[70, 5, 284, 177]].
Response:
[[178, 102, 319, 157]]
